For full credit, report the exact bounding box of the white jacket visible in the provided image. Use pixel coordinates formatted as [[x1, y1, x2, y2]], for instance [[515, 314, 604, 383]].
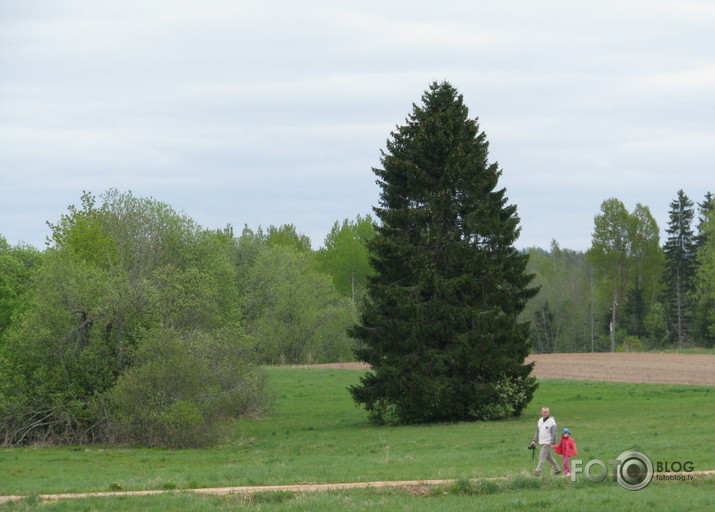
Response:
[[533, 416, 557, 445]]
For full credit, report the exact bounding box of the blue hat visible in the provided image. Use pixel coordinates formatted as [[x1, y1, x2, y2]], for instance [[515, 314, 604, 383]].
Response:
[[562, 428, 571, 434]]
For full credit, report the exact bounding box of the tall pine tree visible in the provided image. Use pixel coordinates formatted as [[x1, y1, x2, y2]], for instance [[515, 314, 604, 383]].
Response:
[[349, 82, 538, 424], [662, 190, 696, 347]]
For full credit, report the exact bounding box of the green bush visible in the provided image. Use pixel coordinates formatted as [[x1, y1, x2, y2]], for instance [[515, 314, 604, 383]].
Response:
[[108, 328, 270, 448], [156, 400, 205, 449]]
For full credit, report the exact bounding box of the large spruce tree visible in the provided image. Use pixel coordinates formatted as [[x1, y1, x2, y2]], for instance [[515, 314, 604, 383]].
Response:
[[349, 82, 538, 424]]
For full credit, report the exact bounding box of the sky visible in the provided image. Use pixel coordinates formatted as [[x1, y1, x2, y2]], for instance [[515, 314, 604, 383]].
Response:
[[1, 1, 714, 252]]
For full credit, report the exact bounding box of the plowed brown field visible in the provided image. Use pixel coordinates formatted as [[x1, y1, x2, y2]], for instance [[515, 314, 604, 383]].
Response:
[[302, 353, 715, 386]]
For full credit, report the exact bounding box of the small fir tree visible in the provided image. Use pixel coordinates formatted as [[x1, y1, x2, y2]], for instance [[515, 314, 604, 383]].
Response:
[[349, 82, 538, 424]]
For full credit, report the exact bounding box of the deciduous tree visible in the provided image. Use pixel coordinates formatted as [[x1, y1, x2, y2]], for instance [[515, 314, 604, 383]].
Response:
[[588, 199, 661, 351], [0, 190, 266, 446], [315, 215, 375, 302], [588, 199, 632, 351], [242, 245, 356, 364], [0, 237, 42, 340]]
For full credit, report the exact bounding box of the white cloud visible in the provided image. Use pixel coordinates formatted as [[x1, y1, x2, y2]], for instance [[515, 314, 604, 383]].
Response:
[[1, 1, 714, 250], [629, 64, 715, 92]]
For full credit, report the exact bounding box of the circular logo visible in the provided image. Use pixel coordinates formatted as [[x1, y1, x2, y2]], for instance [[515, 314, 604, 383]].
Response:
[[616, 450, 654, 491]]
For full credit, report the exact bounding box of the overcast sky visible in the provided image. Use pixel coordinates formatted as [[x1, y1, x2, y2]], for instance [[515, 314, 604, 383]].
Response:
[[1, 1, 713, 252]]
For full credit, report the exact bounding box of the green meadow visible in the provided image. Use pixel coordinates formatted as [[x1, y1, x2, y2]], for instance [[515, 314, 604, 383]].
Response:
[[1, 367, 714, 511]]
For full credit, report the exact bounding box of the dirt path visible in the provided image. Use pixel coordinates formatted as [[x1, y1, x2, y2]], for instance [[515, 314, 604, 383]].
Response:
[[303, 353, 715, 386], [3, 473, 715, 504], [0, 480, 454, 504]]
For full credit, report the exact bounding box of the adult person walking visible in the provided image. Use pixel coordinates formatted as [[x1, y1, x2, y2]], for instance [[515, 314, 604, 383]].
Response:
[[529, 407, 561, 476]]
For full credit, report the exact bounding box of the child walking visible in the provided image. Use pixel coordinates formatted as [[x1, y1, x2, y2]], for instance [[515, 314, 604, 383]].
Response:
[[554, 428, 578, 476]]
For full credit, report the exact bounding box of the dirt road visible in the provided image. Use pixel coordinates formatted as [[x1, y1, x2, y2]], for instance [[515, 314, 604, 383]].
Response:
[[3, 472, 714, 504]]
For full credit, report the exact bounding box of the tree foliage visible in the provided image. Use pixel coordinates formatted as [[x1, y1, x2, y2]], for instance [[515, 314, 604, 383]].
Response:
[[1, 194, 366, 446], [0, 238, 42, 341], [524, 242, 593, 352], [531, 300, 560, 354], [0, 191, 268, 447], [694, 207, 715, 347], [692, 193, 715, 346], [349, 82, 537, 424], [265, 224, 312, 252], [315, 215, 376, 302], [109, 327, 267, 448], [524, 191, 715, 352], [588, 199, 661, 351], [242, 245, 356, 364]]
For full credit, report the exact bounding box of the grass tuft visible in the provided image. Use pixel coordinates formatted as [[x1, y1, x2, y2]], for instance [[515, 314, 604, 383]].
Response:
[[449, 477, 501, 496]]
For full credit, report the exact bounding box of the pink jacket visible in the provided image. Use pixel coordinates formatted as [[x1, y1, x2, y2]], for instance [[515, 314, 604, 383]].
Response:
[[554, 436, 578, 456]]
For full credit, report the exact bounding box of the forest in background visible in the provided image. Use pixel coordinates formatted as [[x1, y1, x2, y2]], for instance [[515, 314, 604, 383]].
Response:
[[3, 189, 714, 359], [1, 187, 714, 446], [525, 190, 715, 353]]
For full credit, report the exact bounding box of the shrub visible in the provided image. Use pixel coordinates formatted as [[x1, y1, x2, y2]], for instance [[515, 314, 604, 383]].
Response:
[[108, 328, 270, 448]]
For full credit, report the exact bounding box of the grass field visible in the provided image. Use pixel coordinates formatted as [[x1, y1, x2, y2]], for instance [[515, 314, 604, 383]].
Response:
[[1, 367, 714, 510]]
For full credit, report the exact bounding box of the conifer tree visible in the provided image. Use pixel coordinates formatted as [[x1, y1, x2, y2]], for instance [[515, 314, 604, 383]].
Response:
[[695, 192, 714, 252], [693, 192, 715, 345], [662, 190, 696, 347], [349, 82, 538, 424]]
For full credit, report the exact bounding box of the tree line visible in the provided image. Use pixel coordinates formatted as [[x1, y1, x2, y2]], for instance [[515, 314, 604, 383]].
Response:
[[3, 187, 713, 444], [526, 191, 715, 353], [0, 190, 374, 447]]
